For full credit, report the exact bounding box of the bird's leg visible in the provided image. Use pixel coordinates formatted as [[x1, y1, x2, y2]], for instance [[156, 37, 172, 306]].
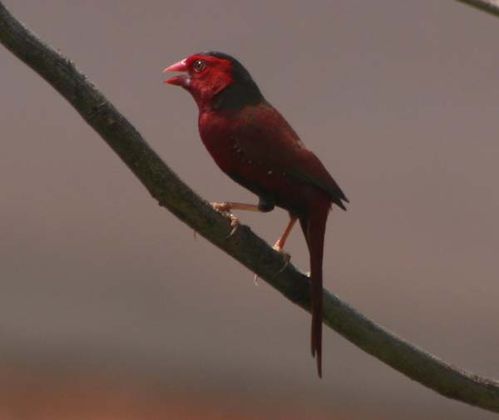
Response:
[[273, 216, 297, 251], [273, 216, 297, 275], [211, 201, 262, 237], [211, 202, 261, 212], [211, 200, 275, 284]]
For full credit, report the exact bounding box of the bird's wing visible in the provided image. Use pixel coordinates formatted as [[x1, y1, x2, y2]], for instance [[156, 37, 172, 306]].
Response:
[[232, 104, 348, 208]]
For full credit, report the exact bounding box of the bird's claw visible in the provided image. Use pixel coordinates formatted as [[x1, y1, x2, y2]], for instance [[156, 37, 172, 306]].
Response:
[[252, 242, 290, 284], [272, 242, 291, 276], [276, 252, 291, 275], [211, 202, 231, 212], [253, 273, 260, 286], [227, 214, 240, 237], [211, 202, 240, 238]]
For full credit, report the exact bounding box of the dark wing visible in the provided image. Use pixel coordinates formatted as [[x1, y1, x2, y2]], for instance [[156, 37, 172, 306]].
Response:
[[232, 103, 348, 209]]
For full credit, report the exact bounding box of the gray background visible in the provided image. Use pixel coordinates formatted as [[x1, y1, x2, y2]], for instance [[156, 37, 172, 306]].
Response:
[[1, 1, 498, 418]]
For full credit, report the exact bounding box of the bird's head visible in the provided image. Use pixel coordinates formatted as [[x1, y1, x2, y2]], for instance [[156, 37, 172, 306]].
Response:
[[163, 51, 263, 110]]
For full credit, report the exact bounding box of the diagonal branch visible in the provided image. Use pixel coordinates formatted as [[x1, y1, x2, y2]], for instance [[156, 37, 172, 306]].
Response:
[[1, 1, 498, 413], [454, 0, 499, 18]]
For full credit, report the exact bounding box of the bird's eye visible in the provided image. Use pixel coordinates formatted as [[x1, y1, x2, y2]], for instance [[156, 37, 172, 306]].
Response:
[[192, 59, 206, 73]]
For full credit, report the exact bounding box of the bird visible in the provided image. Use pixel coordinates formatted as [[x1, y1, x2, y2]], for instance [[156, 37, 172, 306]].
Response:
[[163, 51, 348, 377]]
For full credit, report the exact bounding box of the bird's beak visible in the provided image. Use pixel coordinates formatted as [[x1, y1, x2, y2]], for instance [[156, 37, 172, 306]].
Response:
[[163, 58, 189, 87]]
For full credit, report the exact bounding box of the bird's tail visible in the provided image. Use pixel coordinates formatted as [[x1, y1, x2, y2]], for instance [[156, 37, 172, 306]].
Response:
[[300, 200, 329, 378]]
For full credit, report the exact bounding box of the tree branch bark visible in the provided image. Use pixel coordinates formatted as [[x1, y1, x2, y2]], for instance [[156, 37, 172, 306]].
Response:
[[1, 1, 498, 413], [455, 0, 499, 18]]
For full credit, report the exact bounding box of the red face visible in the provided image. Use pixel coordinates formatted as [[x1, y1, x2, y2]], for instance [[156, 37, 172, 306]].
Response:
[[163, 54, 234, 106]]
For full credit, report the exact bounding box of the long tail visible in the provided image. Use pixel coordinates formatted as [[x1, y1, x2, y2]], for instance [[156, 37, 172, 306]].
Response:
[[300, 200, 330, 378]]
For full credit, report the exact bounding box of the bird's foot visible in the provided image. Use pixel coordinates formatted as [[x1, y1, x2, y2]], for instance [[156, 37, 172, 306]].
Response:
[[211, 202, 231, 212], [272, 241, 291, 276], [227, 214, 240, 237], [211, 202, 240, 237], [273, 239, 284, 252], [251, 243, 290, 284], [253, 273, 260, 286]]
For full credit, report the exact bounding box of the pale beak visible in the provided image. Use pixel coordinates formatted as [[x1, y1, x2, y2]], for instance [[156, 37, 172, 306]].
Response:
[[163, 58, 189, 86]]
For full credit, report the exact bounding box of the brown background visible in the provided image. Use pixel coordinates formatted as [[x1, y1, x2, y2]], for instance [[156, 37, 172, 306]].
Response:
[[1, 1, 499, 418]]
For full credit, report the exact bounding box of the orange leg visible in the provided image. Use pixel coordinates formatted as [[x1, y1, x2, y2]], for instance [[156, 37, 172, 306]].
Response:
[[270, 216, 297, 277], [211, 201, 261, 212], [211, 202, 296, 280], [273, 216, 297, 251]]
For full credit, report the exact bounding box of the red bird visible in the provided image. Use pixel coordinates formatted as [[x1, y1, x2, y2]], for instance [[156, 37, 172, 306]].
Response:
[[164, 52, 348, 377]]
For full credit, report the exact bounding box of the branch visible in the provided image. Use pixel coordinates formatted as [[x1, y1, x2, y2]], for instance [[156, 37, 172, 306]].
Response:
[[1, 1, 498, 413], [454, 0, 499, 18]]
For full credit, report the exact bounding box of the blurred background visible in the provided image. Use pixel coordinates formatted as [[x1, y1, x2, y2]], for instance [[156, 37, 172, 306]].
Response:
[[1, 1, 499, 418]]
